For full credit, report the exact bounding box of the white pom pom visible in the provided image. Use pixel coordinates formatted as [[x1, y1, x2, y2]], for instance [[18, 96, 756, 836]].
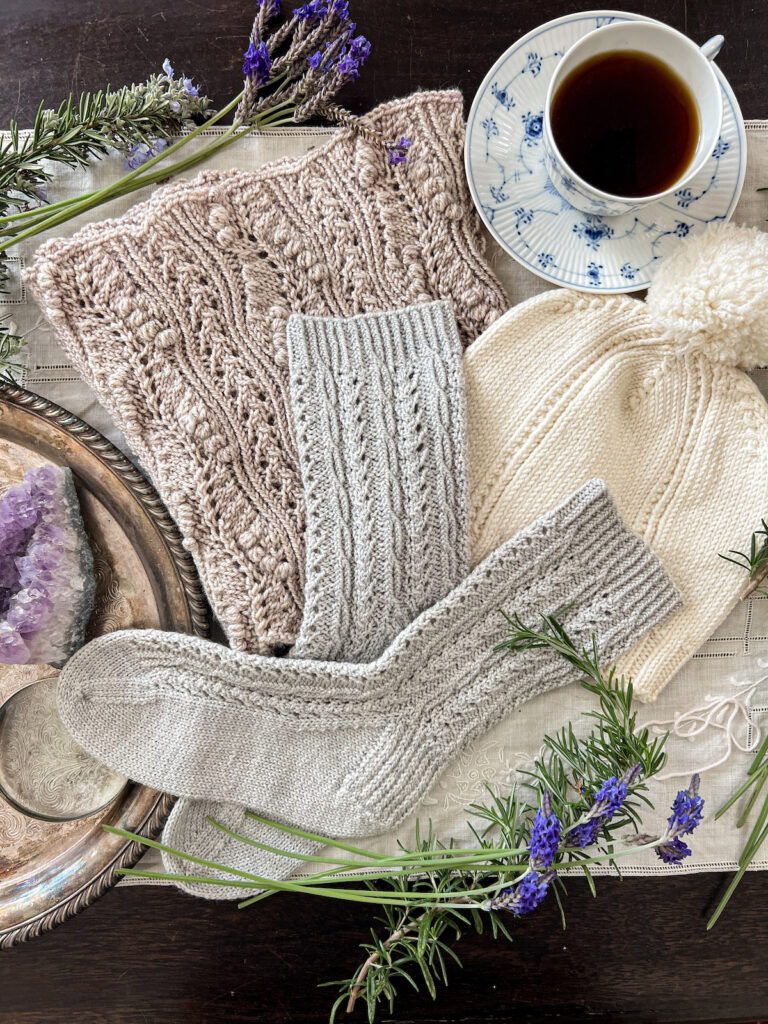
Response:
[[646, 222, 768, 370]]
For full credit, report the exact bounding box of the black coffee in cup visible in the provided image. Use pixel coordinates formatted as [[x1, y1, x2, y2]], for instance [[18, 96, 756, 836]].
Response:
[[550, 50, 700, 198]]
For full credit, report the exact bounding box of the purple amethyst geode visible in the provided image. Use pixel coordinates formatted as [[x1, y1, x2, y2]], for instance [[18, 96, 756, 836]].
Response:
[[0, 464, 95, 667]]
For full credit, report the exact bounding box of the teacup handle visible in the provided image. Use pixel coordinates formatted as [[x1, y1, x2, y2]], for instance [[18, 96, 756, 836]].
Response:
[[700, 34, 724, 61]]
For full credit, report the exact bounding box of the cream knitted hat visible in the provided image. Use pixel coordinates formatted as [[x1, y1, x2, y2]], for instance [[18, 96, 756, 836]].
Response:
[[465, 222, 768, 701], [26, 90, 507, 654]]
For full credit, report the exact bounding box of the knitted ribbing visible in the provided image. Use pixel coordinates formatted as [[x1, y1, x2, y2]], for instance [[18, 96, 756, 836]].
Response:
[[288, 301, 469, 662], [25, 90, 507, 654], [58, 481, 682, 838], [162, 301, 469, 896]]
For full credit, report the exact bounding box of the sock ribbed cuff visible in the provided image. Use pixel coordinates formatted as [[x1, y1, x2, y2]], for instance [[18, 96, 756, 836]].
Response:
[[57, 481, 681, 838], [287, 301, 469, 663]]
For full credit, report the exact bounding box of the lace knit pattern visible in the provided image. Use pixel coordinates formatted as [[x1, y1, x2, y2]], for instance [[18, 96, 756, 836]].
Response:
[[26, 90, 507, 653], [163, 300, 470, 896], [288, 301, 469, 662], [58, 481, 682, 838]]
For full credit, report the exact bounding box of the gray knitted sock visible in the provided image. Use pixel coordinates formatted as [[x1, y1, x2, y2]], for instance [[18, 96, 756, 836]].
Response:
[[58, 480, 681, 842], [162, 301, 469, 896]]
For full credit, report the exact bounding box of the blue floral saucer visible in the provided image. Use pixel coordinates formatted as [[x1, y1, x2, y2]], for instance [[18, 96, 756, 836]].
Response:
[[464, 10, 747, 293]]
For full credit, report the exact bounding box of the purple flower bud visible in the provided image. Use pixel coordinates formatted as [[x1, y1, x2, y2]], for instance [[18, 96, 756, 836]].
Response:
[[162, 58, 174, 79], [528, 804, 561, 870], [620, 762, 643, 787], [336, 53, 361, 80], [295, 0, 328, 21], [332, 0, 349, 18], [656, 836, 692, 864], [308, 49, 323, 69], [388, 136, 412, 165], [486, 871, 554, 915], [565, 818, 601, 849], [349, 34, 370, 63], [243, 40, 272, 85], [124, 138, 168, 171], [591, 776, 628, 822], [182, 77, 199, 98], [666, 775, 704, 838]]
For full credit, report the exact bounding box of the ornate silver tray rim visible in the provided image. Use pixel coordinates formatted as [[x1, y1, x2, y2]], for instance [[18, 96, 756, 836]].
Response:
[[0, 382, 208, 948]]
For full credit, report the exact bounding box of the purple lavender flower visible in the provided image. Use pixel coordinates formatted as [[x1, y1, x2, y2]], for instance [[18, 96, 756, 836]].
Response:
[[564, 764, 642, 849], [295, 0, 328, 21], [388, 137, 412, 165], [654, 775, 703, 865], [656, 836, 693, 864], [667, 774, 704, 836], [487, 871, 553, 915], [182, 77, 199, 98], [332, 0, 349, 18], [124, 138, 168, 171], [566, 818, 601, 849], [349, 34, 371, 62], [243, 41, 272, 84], [591, 776, 629, 822], [308, 50, 323, 69], [336, 52, 361, 80], [162, 58, 174, 79], [260, 0, 282, 18], [529, 801, 561, 870]]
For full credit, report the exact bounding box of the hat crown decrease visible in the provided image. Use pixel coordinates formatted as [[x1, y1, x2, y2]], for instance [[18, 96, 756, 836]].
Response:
[[645, 221, 768, 371]]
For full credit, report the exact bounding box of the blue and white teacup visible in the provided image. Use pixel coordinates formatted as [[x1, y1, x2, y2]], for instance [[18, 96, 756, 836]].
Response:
[[542, 20, 724, 217]]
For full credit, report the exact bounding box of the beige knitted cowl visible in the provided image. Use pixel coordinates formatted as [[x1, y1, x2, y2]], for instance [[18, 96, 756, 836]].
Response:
[[26, 90, 507, 653]]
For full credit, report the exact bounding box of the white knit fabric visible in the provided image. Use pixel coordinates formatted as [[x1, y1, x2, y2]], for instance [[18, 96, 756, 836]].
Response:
[[465, 223, 768, 702], [57, 480, 681, 840]]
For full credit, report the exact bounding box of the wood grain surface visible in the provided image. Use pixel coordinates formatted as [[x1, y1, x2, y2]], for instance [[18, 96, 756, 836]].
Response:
[[1, 1, 767, 1021]]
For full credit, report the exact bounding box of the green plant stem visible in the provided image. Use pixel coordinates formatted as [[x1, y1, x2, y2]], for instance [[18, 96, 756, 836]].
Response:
[[707, 728, 768, 927], [4, 90, 246, 250], [110, 820, 666, 905], [1, 100, 301, 251]]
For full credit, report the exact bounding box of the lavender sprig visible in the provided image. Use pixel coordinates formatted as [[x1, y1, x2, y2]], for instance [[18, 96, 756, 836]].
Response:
[[0, 70, 210, 221], [0, 2, 401, 380], [114, 615, 694, 1022]]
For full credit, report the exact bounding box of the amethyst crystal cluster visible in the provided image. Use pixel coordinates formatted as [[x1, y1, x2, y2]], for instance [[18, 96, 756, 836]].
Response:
[[0, 464, 95, 667]]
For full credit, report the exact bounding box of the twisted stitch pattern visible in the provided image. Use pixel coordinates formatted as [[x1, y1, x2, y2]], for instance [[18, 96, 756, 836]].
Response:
[[58, 481, 682, 838], [26, 90, 507, 653]]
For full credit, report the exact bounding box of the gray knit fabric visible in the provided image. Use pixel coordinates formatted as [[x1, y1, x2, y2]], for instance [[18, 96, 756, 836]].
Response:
[[162, 302, 469, 896], [58, 480, 682, 842], [289, 301, 469, 661]]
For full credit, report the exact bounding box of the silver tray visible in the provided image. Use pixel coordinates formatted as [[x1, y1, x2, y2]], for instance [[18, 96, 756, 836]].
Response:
[[0, 383, 208, 947]]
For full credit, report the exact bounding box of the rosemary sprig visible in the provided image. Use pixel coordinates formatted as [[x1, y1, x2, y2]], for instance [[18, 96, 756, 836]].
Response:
[[110, 615, 702, 1022], [0, 0, 397, 380], [720, 519, 768, 599], [0, 76, 210, 221], [0, 68, 210, 374], [0, 313, 23, 383]]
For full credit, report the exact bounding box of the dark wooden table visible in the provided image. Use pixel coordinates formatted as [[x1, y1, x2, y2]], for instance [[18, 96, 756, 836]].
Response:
[[1, 1, 768, 1022]]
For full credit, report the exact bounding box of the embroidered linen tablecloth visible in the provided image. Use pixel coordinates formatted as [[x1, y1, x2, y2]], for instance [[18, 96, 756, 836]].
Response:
[[4, 122, 768, 882]]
